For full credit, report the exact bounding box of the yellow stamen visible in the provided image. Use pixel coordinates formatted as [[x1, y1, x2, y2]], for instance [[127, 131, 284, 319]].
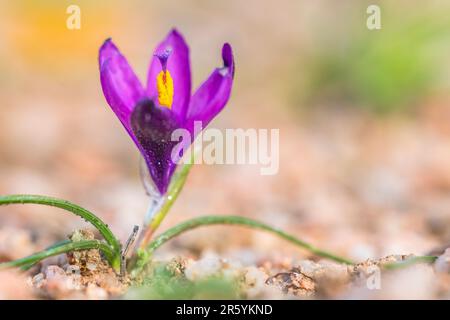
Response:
[[156, 70, 174, 108]]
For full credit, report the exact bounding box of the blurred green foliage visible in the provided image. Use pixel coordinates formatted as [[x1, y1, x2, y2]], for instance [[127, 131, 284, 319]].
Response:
[[126, 263, 242, 300], [298, 7, 450, 114]]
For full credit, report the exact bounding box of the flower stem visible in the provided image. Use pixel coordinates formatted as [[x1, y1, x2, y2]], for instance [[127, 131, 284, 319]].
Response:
[[137, 161, 193, 249], [0, 240, 116, 271]]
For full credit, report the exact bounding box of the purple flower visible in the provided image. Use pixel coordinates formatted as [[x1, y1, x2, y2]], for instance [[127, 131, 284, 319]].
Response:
[[99, 29, 235, 195]]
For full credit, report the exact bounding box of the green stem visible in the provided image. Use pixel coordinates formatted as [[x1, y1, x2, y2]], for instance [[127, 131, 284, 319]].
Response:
[[138, 161, 193, 249], [132, 215, 354, 276], [0, 240, 115, 271], [149, 162, 192, 233], [0, 195, 121, 259], [383, 255, 438, 270]]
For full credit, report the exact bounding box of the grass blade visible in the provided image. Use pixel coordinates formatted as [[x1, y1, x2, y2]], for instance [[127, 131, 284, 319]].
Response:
[[0, 194, 122, 272], [0, 195, 121, 255], [0, 239, 115, 271], [132, 215, 354, 277]]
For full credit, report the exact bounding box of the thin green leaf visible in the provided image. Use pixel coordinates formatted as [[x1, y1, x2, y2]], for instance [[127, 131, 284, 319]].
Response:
[[383, 255, 438, 270], [0, 195, 121, 256], [0, 240, 115, 271], [132, 215, 354, 278]]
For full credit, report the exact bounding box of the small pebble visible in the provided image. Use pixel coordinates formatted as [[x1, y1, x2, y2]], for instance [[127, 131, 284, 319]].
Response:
[[31, 273, 46, 289], [86, 262, 97, 272], [65, 265, 81, 275], [45, 265, 65, 280]]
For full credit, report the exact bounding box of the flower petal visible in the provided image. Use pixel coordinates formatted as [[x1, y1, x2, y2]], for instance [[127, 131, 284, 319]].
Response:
[[130, 99, 180, 194], [147, 29, 191, 120], [99, 39, 146, 134], [186, 43, 234, 134]]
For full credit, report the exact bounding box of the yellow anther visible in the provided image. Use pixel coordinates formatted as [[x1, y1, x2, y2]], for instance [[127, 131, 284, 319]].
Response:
[[156, 70, 174, 108]]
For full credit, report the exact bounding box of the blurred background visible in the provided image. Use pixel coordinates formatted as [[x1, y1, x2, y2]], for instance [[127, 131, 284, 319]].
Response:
[[1, 0, 450, 280]]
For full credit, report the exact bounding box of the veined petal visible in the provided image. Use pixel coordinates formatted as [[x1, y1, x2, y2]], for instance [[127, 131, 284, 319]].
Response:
[[99, 39, 146, 134], [147, 29, 191, 120], [130, 99, 180, 194], [186, 43, 234, 135]]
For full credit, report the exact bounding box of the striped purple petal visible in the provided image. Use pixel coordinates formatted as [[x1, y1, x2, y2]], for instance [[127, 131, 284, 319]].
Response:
[[185, 43, 235, 136], [99, 39, 146, 136], [147, 29, 191, 121]]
